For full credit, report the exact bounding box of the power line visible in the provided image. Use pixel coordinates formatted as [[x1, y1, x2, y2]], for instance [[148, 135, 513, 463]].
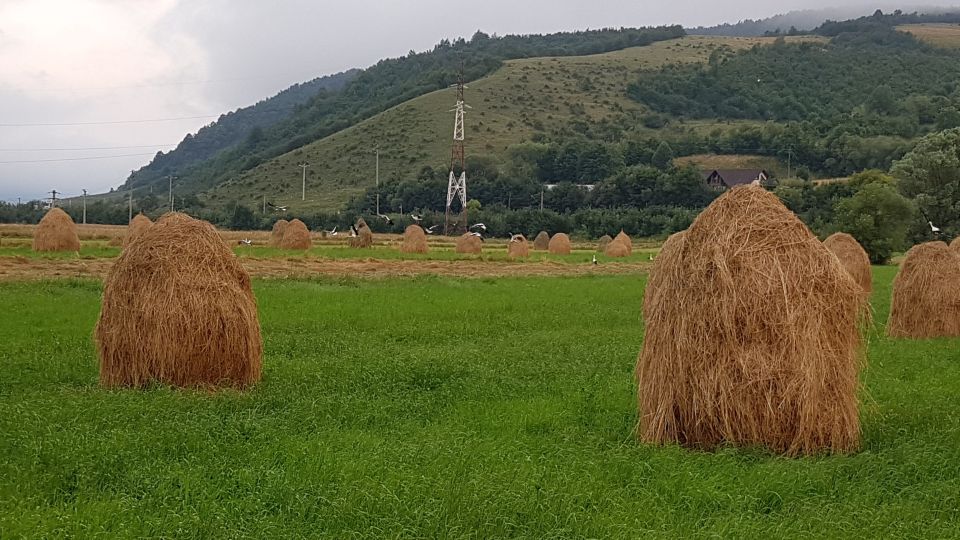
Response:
[[0, 115, 219, 127], [0, 152, 156, 164], [0, 143, 177, 152]]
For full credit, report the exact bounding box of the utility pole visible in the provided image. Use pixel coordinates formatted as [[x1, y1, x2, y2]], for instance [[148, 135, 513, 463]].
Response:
[[167, 175, 176, 212], [263, 194, 267, 214], [444, 59, 470, 235], [82, 189, 87, 224], [375, 148, 380, 216], [787, 148, 792, 180], [48, 190, 59, 208], [17, 197, 20, 207], [299, 163, 308, 201], [540, 188, 544, 211]]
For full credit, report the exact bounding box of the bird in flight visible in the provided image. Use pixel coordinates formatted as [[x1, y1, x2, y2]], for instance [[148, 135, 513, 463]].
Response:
[[326, 226, 338, 236], [425, 224, 441, 235], [377, 213, 394, 225], [470, 223, 487, 232], [410, 213, 423, 222]]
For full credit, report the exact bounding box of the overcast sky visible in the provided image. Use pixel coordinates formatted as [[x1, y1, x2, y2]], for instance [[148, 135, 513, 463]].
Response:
[[0, 0, 950, 202]]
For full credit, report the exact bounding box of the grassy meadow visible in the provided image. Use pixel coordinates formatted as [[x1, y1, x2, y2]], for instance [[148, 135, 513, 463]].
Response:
[[1, 267, 959, 537]]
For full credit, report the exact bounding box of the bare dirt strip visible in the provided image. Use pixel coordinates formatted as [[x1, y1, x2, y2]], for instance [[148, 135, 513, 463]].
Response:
[[0, 256, 650, 281]]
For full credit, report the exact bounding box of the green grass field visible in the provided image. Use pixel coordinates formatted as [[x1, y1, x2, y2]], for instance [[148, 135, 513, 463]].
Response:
[[2, 267, 959, 537]]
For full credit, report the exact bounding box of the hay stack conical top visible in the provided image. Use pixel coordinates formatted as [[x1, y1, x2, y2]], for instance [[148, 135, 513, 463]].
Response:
[[950, 236, 960, 252], [95, 212, 262, 388], [637, 185, 865, 456], [533, 231, 550, 250], [823, 232, 872, 293], [597, 235, 613, 252], [280, 219, 311, 249], [548, 233, 571, 255], [888, 241, 960, 338], [455, 233, 482, 254], [614, 230, 632, 255], [349, 218, 373, 248], [124, 214, 153, 248], [508, 234, 529, 258], [400, 224, 429, 254], [269, 219, 289, 247], [32, 207, 80, 252]]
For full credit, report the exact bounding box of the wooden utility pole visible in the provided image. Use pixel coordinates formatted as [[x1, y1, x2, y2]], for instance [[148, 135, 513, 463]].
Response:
[[299, 163, 308, 201], [167, 175, 176, 211], [82, 189, 87, 224]]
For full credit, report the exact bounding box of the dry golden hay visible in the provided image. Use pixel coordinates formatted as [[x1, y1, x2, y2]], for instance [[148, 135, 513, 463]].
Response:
[[400, 224, 429, 254], [32, 207, 80, 252], [950, 237, 960, 252], [269, 219, 289, 247], [455, 233, 483, 254], [280, 219, 311, 250], [348, 218, 374, 248], [597, 235, 613, 252], [614, 230, 633, 255], [508, 234, 530, 258], [604, 239, 629, 258], [642, 231, 686, 321], [533, 231, 550, 250], [123, 214, 153, 248], [95, 212, 262, 388], [823, 232, 872, 293], [548, 232, 571, 255], [887, 241, 960, 338], [108, 237, 123, 247], [636, 185, 866, 456]]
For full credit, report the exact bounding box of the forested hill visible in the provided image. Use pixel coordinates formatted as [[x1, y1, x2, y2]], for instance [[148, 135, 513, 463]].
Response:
[[123, 69, 359, 189], [689, 7, 879, 36], [118, 26, 685, 196]]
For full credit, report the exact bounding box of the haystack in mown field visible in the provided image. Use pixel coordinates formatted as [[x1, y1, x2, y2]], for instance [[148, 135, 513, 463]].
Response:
[[824, 232, 872, 293], [548, 233, 571, 255], [637, 185, 865, 456], [123, 214, 153, 248], [508, 234, 529, 258], [269, 219, 289, 247], [95, 212, 262, 388], [642, 231, 686, 321], [604, 240, 629, 258], [280, 219, 311, 250], [455, 233, 482, 254], [597, 235, 613, 252], [533, 231, 550, 250], [888, 241, 960, 338], [614, 230, 632, 255], [32, 208, 80, 252], [348, 218, 373, 248], [950, 237, 960, 252], [400, 224, 428, 254]]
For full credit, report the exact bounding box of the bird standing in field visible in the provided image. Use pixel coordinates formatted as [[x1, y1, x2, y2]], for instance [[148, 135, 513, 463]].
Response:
[[592, 254, 598, 265], [350, 225, 359, 237], [930, 221, 941, 234]]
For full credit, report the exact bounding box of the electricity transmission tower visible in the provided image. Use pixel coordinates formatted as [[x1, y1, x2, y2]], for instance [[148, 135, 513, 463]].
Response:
[[444, 61, 470, 236], [47, 190, 59, 208]]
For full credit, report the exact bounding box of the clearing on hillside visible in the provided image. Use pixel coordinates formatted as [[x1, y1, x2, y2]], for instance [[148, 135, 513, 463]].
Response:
[[897, 23, 960, 48]]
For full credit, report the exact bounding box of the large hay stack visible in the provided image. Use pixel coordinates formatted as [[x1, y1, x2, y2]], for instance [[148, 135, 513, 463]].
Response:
[[400, 224, 429, 254], [508, 235, 529, 258], [455, 233, 483, 254], [32, 207, 80, 252], [823, 232, 872, 293], [349, 218, 373, 248], [123, 214, 153, 248], [548, 233, 571, 255], [95, 212, 262, 388], [597, 235, 613, 252], [888, 241, 960, 338], [604, 240, 629, 258], [642, 231, 686, 321], [614, 230, 633, 255], [269, 219, 289, 247], [280, 219, 311, 250], [533, 231, 550, 250], [637, 185, 865, 456], [950, 237, 960, 252]]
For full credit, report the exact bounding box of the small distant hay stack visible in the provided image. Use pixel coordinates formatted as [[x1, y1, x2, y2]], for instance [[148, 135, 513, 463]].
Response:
[[95, 212, 262, 388], [548, 233, 571, 255], [269, 219, 289, 247], [32, 207, 80, 252], [123, 214, 153, 248], [348, 218, 373, 248], [823, 232, 872, 293], [508, 235, 529, 258], [280, 219, 311, 250], [400, 224, 429, 254], [455, 233, 482, 254], [597, 235, 613, 252], [614, 230, 633, 255], [604, 240, 629, 258], [637, 185, 866, 456], [888, 241, 960, 338], [533, 231, 550, 250]]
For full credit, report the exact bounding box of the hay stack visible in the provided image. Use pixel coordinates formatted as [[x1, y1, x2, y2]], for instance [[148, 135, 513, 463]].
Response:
[[508, 235, 529, 258], [348, 218, 373, 248], [400, 224, 429, 254], [823, 232, 872, 293], [604, 240, 629, 258], [637, 185, 865, 456], [280, 219, 311, 249], [642, 231, 686, 321], [533, 231, 550, 250], [269, 219, 289, 247], [32, 207, 80, 252], [950, 237, 960, 252], [548, 233, 571, 255], [95, 212, 262, 388], [597, 235, 613, 252], [455, 233, 482, 254], [888, 241, 960, 338], [614, 230, 633, 255], [123, 214, 153, 248]]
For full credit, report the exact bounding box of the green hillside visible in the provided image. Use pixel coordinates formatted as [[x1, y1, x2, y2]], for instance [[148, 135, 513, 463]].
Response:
[[207, 35, 817, 212]]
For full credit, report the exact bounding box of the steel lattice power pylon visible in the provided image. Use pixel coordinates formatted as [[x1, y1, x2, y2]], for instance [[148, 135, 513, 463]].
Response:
[[444, 64, 469, 236]]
